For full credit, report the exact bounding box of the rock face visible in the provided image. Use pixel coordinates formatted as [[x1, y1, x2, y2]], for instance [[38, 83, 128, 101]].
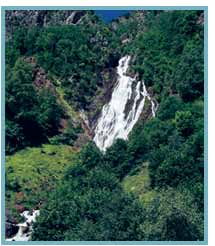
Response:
[[5, 10, 86, 39]]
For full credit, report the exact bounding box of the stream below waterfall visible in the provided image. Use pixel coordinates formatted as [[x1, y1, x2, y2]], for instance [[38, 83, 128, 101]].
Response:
[[6, 210, 40, 241]]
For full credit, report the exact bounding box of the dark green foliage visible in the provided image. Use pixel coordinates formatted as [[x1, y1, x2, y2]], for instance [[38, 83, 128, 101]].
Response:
[[129, 11, 203, 102], [39, 23, 110, 110], [122, 101, 204, 236], [175, 110, 194, 137], [104, 139, 129, 179], [157, 96, 183, 120], [33, 186, 144, 241], [141, 188, 203, 241], [175, 37, 204, 102], [126, 101, 204, 193], [6, 119, 24, 154], [6, 170, 21, 193], [6, 13, 111, 110], [37, 89, 63, 136], [5, 58, 63, 154], [6, 59, 45, 153], [32, 143, 145, 241]]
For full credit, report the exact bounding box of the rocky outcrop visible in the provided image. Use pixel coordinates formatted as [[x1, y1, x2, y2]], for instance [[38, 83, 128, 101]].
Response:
[[25, 57, 56, 93], [5, 208, 19, 238], [5, 10, 87, 39]]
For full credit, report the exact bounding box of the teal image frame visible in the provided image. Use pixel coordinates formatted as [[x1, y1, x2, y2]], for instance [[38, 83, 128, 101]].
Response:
[[1, 5, 208, 245]]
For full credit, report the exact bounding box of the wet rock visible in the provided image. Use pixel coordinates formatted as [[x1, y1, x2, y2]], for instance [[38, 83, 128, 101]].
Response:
[[5, 222, 19, 238], [22, 225, 30, 234]]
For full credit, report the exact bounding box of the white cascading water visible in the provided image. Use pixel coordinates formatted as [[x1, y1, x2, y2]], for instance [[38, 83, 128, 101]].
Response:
[[93, 55, 156, 151], [6, 210, 40, 241]]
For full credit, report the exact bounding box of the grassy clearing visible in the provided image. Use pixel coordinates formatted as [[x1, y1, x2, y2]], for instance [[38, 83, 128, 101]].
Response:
[[6, 144, 77, 220], [122, 162, 157, 205]]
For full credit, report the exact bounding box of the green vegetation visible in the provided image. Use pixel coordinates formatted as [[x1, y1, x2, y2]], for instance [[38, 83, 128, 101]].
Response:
[[5, 10, 204, 241], [5, 11, 111, 153], [122, 164, 203, 241], [32, 139, 203, 241], [6, 58, 63, 154], [6, 145, 77, 220], [6, 12, 112, 110], [140, 187, 203, 241], [122, 163, 153, 203], [32, 143, 145, 241], [129, 11, 203, 102]]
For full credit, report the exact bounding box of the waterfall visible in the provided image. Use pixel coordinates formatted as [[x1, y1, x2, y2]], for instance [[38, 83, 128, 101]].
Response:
[[93, 55, 157, 151]]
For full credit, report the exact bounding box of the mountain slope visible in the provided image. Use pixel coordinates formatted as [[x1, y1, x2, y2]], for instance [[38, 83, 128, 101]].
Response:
[[5, 10, 204, 241]]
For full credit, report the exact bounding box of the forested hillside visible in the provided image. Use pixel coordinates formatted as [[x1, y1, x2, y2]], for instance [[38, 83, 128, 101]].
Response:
[[5, 10, 204, 241]]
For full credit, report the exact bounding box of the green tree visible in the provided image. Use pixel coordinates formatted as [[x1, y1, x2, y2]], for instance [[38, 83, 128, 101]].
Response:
[[174, 110, 194, 137], [140, 187, 203, 241], [38, 88, 63, 136]]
